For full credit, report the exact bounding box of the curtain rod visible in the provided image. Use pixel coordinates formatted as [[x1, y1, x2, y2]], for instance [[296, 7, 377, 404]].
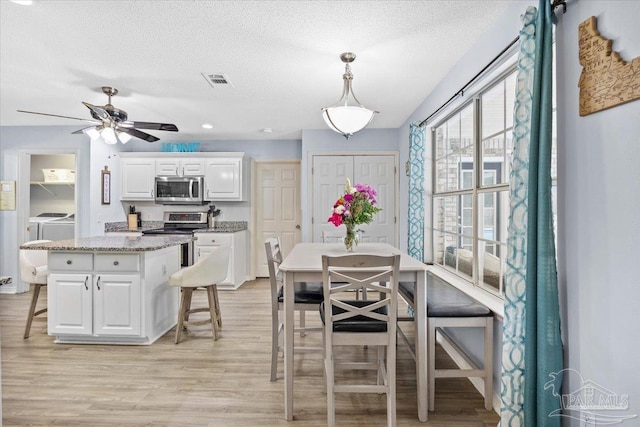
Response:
[[418, 0, 567, 128]]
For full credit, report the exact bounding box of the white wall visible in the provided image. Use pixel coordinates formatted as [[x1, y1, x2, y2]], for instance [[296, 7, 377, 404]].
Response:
[[556, 2, 640, 425]]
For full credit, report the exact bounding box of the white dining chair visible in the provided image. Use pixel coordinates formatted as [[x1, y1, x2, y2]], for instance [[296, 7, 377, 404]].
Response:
[[321, 253, 400, 427], [265, 237, 324, 381], [169, 246, 229, 344], [20, 240, 52, 339], [321, 229, 367, 300]]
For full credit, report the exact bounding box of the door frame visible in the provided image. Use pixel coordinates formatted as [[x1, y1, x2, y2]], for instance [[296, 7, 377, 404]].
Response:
[[306, 151, 399, 245], [251, 158, 301, 279], [17, 148, 80, 293]]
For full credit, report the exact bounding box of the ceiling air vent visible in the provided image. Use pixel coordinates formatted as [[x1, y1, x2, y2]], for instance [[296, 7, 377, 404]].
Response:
[[201, 73, 234, 88]]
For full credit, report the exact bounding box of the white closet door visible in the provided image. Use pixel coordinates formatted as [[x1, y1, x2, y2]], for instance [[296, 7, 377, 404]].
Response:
[[312, 154, 396, 245], [312, 155, 354, 242], [353, 155, 396, 245], [255, 162, 301, 277]]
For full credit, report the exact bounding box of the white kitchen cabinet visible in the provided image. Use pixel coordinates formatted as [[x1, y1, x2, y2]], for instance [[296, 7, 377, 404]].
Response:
[[48, 272, 140, 336], [121, 158, 155, 200], [155, 158, 204, 176], [204, 158, 244, 201], [194, 231, 247, 290], [46, 247, 180, 344], [93, 274, 141, 336]]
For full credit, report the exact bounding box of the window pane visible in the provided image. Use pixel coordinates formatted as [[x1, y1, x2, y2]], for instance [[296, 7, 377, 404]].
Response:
[[444, 245, 473, 282], [478, 241, 504, 293], [505, 72, 516, 129], [478, 190, 509, 246], [460, 105, 474, 152], [482, 82, 505, 138], [435, 157, 447, 192], [482, 136, 504, 185], [435, 125, 446, 158], [448, 113, 460, 154]]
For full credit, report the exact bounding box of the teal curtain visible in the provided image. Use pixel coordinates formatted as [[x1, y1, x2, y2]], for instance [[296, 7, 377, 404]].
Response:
[[407, 122, 425, 261], [501, 2, 563, 426]]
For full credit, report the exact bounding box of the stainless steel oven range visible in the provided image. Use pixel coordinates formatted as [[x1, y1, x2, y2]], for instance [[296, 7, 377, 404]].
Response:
[[142, 212, 208, 267]]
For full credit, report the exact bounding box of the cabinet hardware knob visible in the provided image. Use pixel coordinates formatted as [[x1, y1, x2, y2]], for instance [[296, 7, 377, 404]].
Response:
[[96, 276, 101, 290], [211, 240, 216, 243], [66, 260, 72, 265], [113, 261, 119, 266]]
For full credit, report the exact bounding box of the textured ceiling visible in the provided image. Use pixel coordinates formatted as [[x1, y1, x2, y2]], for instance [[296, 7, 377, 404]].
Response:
[[0, 0, 511, 141]]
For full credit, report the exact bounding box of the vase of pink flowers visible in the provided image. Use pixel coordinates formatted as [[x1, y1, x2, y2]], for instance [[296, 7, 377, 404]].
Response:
[[328, 178, 382, 251]]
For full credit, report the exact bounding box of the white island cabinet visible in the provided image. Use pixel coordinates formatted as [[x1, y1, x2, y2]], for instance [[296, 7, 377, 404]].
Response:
[[22, 236, 189, 345]]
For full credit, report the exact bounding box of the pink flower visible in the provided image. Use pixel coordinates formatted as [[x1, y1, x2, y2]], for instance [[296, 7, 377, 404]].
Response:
[[328, 212, 343, 226]]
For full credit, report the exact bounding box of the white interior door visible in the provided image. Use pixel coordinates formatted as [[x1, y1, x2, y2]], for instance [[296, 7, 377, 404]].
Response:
[[311, 154, 396, 245], [312, 155, 354, 242], [255, 161, 301, 277], [353, 155, 396, 244]]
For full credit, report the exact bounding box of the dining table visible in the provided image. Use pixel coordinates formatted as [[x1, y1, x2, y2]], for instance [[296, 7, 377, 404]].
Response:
[[278, 242, 429, 422]]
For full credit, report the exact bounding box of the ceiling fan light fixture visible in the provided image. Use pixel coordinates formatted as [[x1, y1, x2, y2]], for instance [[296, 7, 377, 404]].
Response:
[[102, 127, 118, 145], [117, 131, 132, 144], [83, 127, 100, 141], [321, 52, 378, 140]]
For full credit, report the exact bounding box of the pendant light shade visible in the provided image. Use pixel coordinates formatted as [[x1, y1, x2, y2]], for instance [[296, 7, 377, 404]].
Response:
[[321, 52, 378, 140]]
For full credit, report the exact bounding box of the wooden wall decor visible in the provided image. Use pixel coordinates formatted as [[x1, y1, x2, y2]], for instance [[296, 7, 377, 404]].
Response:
[[578, 16, 640, 116]]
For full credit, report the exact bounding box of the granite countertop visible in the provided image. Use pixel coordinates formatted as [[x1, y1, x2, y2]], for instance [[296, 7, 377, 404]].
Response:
[[195, 221, 247, 233], [20, 235, 193, 252], [104, 220, 247, 233]]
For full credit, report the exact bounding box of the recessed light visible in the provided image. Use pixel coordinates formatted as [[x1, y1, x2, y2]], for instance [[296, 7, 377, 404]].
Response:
[[11, 0, 33, 5], [202, 124, 213, 129], [262, 128, 273, 133]]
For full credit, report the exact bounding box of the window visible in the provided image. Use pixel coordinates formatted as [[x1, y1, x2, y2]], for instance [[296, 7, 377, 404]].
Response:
[[429, 56, 557, 297]]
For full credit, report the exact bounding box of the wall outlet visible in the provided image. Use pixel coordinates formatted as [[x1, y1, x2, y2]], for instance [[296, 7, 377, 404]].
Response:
[[97, 214, 103, 223]]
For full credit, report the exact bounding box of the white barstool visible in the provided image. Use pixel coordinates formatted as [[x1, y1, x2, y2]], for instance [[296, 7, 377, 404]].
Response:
[[169, 246, 230, 344], [20, 240, 52, 339]]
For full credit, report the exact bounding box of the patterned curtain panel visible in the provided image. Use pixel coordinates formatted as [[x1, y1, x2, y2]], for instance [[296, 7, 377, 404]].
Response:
[[407, 123, 425, 261], [501, 2, 563, 426]]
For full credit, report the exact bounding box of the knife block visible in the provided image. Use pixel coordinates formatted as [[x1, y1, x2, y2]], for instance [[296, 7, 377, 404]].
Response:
[[128, 214, 138, 229]]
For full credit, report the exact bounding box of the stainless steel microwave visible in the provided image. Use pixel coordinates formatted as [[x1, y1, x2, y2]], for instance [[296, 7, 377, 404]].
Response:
[[155, 176, 205, 205]]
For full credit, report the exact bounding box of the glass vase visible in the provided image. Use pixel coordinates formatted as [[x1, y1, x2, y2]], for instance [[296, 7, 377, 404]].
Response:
[[344, 223, 359, 252]]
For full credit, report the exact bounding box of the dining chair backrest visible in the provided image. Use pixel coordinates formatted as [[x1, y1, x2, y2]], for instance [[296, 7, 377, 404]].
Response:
[[264, 237, 283, 300], [321, 254, 400, 338], [321, 230, 344, 243]]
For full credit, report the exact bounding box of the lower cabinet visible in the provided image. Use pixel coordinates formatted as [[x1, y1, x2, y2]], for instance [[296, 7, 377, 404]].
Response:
[[47, 248, 180, 344], [48, 273, 140, 336], [194, 231, 247, 290]]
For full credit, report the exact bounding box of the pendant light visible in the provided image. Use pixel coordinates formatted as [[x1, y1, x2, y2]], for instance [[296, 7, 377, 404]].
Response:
[[321, 52, 378, 140]]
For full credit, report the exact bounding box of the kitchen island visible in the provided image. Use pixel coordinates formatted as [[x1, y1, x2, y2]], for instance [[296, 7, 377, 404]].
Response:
[[21, 236, 191, 345]]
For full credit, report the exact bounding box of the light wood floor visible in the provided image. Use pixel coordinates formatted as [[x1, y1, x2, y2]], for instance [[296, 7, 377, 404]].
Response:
[[1, 279, 499, 426]]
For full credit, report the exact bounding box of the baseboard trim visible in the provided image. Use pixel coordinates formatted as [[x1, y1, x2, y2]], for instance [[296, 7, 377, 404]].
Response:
[[436, 330, 501, 414]]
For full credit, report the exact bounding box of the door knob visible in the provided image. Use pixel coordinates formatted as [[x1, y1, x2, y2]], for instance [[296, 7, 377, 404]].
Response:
[[296, 225, 301, 229]]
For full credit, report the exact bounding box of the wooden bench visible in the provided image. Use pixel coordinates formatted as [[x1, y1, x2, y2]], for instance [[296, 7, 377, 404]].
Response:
[[398, 275, 494, 411]]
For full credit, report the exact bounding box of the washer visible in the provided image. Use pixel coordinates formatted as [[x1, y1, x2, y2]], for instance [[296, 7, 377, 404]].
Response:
[[41, 214, 75, 241], [29, 213, 70, 240]]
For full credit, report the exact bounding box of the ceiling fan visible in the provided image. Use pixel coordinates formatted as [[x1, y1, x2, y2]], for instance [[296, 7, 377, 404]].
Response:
[[17, 86, 178, 143]]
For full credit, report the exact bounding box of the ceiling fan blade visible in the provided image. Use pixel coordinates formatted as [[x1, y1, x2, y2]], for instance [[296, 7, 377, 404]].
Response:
[[71, 125, 104, 135], [82, 102, 111, 121], [17, 109, 100, 125], [118, 127, 160, 143], [122, 121, 178, 132]]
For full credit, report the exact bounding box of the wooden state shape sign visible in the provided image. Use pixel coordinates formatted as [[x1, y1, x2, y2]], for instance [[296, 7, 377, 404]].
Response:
[[578, 16, 640, 116]]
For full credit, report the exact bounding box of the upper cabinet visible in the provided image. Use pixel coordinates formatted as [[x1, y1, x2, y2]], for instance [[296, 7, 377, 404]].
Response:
[[121, 158, 155, 200], [204, 157, 244, 201], [155, 159, 204, 176], [120, 153, 246, 202]]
